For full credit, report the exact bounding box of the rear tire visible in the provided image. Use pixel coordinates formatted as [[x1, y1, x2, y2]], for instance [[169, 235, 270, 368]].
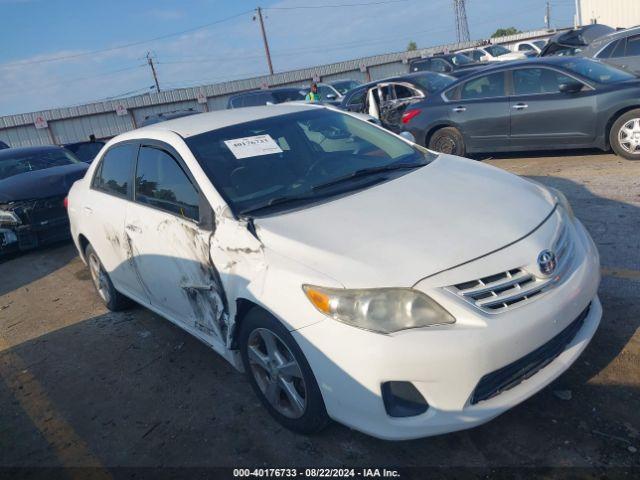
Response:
[[239, 308, 329, 434], [610, 109, 640, 160], [428, 127, 466, 156], [85, 243, 131, 311]]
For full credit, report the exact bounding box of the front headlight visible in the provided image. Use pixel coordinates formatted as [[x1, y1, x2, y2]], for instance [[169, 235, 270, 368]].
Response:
[[0, 210, 21, 226], [303, 285, 455, 334], [548, 187, 575, 220]]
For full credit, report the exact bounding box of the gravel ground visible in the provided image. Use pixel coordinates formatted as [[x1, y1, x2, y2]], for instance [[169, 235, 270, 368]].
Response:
[[0, 151, 638, 475]]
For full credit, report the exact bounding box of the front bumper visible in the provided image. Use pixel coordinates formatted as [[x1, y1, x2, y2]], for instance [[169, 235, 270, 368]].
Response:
[[0, 197, 70, 255], [292, 218, 601, 440]]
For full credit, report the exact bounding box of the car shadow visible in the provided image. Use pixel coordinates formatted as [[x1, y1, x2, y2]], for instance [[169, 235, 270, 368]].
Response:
[[0, 241, 77, 296], [0, 178, 638, 468], [474, 148, 607, 161]]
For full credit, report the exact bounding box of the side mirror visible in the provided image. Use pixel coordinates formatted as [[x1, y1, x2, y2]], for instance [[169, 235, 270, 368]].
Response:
[[559, 82, 583, 94], [399, 131, 416, 143]]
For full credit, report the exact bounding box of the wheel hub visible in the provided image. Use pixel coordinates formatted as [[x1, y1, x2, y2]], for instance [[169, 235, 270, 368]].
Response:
[[618, 118, 640, 154]]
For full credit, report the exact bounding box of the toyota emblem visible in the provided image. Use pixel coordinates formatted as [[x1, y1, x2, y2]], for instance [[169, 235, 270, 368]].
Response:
[[537, 250, 557, 276]]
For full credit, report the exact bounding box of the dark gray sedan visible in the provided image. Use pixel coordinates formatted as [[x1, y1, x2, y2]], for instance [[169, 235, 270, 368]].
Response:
[[399, 57, 640, 160]]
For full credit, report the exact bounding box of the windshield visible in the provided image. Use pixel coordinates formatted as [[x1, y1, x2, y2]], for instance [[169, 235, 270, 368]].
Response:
[[331, 80, 360, 94], [65, 142, 104, 163], [410, 72, 456, 93], [272, 90, 306, 103], [562, 58, 636, 84], [450, 53, 474, 65], [186, 109, 433, 216], [485, 45, 511, 57], [0, 149, 81, 180]]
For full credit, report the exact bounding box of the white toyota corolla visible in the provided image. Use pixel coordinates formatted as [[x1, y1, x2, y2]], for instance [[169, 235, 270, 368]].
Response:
[[67, 104, 601, 440]]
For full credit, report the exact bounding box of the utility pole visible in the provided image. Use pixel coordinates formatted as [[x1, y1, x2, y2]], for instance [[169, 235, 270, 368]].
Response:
[[545, 1, 551, 29], [146, 52, 161, 92], [254, 7, 274, 75]]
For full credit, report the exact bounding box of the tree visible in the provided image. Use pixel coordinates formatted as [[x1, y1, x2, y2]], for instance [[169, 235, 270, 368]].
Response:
[[406, 41, 417, 51], [491, 27, 521, 38]]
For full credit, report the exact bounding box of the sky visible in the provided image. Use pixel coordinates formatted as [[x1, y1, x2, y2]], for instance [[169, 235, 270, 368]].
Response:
[[0, 0, 576, 116]]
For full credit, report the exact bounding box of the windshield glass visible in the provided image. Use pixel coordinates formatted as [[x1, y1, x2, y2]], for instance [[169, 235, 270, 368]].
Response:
[[0, 149, 81, 180], [331, 80, 360, 94], [410, 72, 456, 93], [272, 90, 306, 103], [186, 109, 433, 216], [485, 45, 511, 57], [450, 53, 474, 65], [65, 142, 104, 163], [562, 58, 635, 83]]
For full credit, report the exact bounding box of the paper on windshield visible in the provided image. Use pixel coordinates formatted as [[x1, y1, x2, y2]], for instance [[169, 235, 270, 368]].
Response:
[[224, 134, 283, 160]]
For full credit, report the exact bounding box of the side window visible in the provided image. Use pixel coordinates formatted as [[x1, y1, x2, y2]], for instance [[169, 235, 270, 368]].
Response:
[[410, 59, 430, 72], [597, 40, 619, 59], [243, 93, 266, 107], [92, 144, 136, 197], [626, 35, 640, 56], [347, 88, 366, 106], [394, 84, 421, 99], [469, 50, 484, 61], [518, 44, 533, 52], [461, 72, 505, 99], [513, 68, 574, 95], [611, 38, 627, 58], [135, 146, 200, 221], [431, 59, 452, 73]]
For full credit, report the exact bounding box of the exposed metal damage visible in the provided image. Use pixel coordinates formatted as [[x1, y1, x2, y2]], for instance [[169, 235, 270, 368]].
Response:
[[0, 196, 70, 254]]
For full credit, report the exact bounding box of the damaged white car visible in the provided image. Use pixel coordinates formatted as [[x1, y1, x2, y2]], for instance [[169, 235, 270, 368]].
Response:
[[67, 104, 601, 440]]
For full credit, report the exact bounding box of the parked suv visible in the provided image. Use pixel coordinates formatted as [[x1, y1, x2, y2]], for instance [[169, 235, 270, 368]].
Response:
[[580, 26, 640, 74], [227, 88, 306, 108]]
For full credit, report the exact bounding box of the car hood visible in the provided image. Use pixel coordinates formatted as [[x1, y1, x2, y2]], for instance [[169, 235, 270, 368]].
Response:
[[0, 163, 88, 203], [255, 155, 556, 288]]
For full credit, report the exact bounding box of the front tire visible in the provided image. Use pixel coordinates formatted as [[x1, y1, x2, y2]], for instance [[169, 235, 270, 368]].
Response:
[[428, 126, 466, 156], [85, 243, 131, 311], [610, 109, 640, 160], [239, 308, 329, 434]]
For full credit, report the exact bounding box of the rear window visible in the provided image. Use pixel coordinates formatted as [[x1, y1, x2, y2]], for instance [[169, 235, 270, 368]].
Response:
[[93, 144, 136, 197], [0, 148, 81, 181]]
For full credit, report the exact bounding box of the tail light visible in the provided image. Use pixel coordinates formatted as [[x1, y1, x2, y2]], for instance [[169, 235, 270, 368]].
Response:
[[402, 109, 421, 124], [63, 197, 68, 209]]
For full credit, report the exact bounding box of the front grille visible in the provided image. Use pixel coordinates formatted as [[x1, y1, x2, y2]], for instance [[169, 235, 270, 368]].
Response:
[[446, 221, 575, 313], [470, 303, 590, 404]]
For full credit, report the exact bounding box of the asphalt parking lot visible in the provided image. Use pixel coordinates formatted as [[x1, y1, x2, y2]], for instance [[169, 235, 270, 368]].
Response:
[[1, 151, 638, 473]]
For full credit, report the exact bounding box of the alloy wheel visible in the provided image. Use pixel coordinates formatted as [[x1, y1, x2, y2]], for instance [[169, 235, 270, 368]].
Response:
[[618, 118, 640, 154], [88, 252, 111, 304], [247, 328, 307, 419]]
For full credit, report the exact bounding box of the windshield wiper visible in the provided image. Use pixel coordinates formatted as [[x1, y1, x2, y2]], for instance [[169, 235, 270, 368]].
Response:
[[311, 163, 423, 193], [239, 193, 318, 217]]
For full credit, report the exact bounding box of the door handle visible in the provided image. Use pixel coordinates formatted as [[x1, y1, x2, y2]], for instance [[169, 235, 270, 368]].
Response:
[[512, 103, 528, 110], [125, 224, 142, 234], [452, 106, 466, 113], [83, 206, 93, 214]]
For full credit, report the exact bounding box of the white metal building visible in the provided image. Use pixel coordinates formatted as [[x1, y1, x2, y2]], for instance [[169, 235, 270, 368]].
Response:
[[577, 0, 640, 29]]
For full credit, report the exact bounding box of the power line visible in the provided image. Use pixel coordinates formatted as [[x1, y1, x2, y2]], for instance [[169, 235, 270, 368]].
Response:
[[0, 9, 254, 69], [265, 0, 409, 10]]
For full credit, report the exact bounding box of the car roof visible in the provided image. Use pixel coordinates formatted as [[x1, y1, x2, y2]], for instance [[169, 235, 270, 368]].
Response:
[[346, 71, 455, 93], [0, 145, 65, 159], [132, 104, 319, 138]]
